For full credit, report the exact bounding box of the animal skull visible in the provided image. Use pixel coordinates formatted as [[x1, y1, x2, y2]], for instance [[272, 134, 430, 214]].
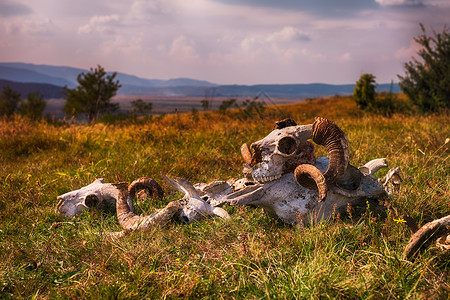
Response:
[[241, 118, 349, 202], [242, 129, 315, 183], [212, 118, 401, 224], [55, 179, 125, 217], [56, 177, 163, 217], [216, 157, 393, 224]]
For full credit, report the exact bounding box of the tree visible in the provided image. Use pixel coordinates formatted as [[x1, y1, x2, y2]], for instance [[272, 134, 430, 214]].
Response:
[[0, 85, 21, 117], [353, 73, 376, 110], [398, 24, 450, 112], [201, 99, 210, 111], [131, 98, 152, 116], [63, 65, 121, 121], [19, 91, 46, 120], [219, 98, 237, 113]]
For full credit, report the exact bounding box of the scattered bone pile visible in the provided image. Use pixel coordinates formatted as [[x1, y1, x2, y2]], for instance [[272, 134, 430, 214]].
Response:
[[55, 117, 449, 259]]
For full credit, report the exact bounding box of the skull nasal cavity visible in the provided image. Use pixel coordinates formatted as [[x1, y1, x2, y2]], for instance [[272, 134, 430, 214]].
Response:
[[278, 137, 297, 155], [85, 195, 99, 208]]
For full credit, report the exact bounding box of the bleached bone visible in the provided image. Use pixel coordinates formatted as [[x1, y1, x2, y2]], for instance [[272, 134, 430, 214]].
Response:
[[380, 166, 402, 195], [216, 157, 390, 224], [56, 177, 164, 217], [241, 117, 349, 202], [55, 179, 132, 217], [359, 158, 388, 176], [115, 176, 231, 231], [218, 117, 402, 224], [162, 174, 230, 224]]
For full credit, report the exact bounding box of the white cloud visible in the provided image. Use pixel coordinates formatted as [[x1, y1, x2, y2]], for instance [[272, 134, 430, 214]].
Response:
[[78, 14, 120, 34], [1, 14, 55, 37], [395, 40, 422, 60], [169, 35, 200, 62], [267, 26, 311, 43], [1, 0, 449, 84]]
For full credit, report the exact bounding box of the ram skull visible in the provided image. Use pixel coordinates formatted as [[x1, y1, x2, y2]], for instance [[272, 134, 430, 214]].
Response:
[[217, 117, 399, 224]]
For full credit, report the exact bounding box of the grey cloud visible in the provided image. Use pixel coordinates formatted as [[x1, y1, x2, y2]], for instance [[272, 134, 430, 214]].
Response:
[[0, 1, 33, 17], [375, 0, 424, 7], [210, 0, 379, 17]]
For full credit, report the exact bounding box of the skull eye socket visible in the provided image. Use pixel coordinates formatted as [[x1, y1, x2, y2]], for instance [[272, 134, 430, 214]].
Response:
[[85, 194, 99, 208], [277, 136, 297, 155]]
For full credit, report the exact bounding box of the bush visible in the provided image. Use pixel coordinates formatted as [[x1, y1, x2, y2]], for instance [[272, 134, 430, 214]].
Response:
[[0, 85, 21, 117], [18, 91, 46, 120], [353, 74, 376, 111], [398, 24, 450, 112]]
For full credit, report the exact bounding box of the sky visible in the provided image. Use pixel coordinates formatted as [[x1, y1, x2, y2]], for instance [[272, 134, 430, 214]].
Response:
[[0, 0, 448, 85]]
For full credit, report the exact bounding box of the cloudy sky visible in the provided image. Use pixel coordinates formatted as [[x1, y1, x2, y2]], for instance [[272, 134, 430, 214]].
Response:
[[0, 0, 448, 84]]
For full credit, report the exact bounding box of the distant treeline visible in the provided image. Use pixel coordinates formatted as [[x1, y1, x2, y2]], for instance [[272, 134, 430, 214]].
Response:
[[0, 78, 400, 100]]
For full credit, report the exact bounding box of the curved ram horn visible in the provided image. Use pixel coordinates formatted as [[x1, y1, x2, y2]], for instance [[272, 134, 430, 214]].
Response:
[[403, 214, 450, 259], [295, 117, 350, 202], [116, 178, 181, 231], [294, 164, 327, 201], [126, 177, 165, 212]]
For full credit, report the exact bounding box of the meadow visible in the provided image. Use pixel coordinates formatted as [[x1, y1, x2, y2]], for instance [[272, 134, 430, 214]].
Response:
[[0, 95, 448, 299]]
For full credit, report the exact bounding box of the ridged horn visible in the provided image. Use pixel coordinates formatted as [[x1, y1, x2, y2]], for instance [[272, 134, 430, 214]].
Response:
[[295, 117, 349, 202], [116, 178, 181, 231], [312, 117, 349, 185], [403, 214, 450, 259], [128, 177, 164, 199], [294, 164, 327, 201]]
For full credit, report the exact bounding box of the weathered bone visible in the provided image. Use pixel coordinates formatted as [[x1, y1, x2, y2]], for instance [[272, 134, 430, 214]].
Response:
[[56, 178, 131, 217], [116, 179, 181, 231], [359, 158, 388, 176], [56, 177, 164, 217], [115, 175, 231, 231], [162, 174, 230, 224], [380, 167, 402, 195], [403, 214, 450, 259], [243, 117, 349, 202], [217, 157, 391, 224]]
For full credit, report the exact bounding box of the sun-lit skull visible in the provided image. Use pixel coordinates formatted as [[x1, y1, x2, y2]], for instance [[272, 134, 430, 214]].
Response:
[[243, 124, 316, 183], [55, 178, 120, 217]]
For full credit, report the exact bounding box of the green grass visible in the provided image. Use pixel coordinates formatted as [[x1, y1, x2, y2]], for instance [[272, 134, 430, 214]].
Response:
[[0, 96, 449, 299]]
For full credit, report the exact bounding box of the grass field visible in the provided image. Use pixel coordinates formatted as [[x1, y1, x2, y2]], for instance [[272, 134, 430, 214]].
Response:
[[0, 95, 449, 299]]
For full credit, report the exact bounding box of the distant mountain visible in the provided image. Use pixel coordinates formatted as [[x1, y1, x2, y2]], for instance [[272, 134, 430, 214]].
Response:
[[0, 62, 217, 90], [0, 62, 400, 99], [0, 65, 73, 87], [0, 79, 63, 99]]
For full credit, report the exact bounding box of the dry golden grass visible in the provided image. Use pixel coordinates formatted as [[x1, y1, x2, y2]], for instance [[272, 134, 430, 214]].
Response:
[[0, 95, 449, 299]]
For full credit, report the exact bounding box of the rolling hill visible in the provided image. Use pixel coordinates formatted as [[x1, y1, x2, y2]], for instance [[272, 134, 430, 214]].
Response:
[[0, 62, 400, 99]]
